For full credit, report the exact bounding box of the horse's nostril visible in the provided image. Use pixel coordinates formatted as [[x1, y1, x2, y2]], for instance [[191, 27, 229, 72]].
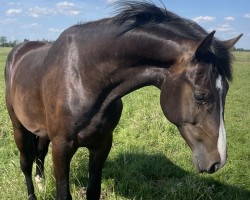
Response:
[[208, 162, 220, 173]]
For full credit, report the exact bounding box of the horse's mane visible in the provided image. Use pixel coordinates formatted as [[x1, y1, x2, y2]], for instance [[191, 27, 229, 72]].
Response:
[[112, 1, 207, 39], [111, 0, 233, 81]]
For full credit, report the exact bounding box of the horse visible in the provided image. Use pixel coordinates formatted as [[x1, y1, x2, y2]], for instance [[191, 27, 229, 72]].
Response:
[[5, 1, 242, 200]]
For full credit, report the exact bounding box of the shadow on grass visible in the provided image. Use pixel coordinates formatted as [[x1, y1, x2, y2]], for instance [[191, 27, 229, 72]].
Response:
[[72, 152, 250, 200]]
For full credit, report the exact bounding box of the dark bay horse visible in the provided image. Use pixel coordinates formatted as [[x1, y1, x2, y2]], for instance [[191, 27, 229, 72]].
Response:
[[5, 1, 242, 200]]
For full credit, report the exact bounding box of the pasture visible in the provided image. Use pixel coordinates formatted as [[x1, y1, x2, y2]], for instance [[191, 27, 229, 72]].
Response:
[[0, 47, 249, 199]]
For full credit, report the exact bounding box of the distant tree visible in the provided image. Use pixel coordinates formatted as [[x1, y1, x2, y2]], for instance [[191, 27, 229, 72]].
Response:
[[0, 36, 8, 47], [236, 48, 244, 52], [0, 36, 20, 47], [9, 40, 19, 47], [39, 38, 54, 43]]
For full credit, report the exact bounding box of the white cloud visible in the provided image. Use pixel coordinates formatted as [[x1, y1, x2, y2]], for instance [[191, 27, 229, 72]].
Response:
[[24, 2, 80, 18], [56, 1, 80, 16], [224, 16, 235, 21], [6, 9, 23, 16], [216, 23, 233, 32], [8, 2, 22, 6], [48, 28, 63, 33], [22, 23, 40, 29], [67, 10, 80, 16], [193, 16, 216, 23], [31, 22, 38, 26], [244, 13, 250, 18], [27, 7, 56, 18], [106, 0, 118, 4], [56, 1, 75, 8]]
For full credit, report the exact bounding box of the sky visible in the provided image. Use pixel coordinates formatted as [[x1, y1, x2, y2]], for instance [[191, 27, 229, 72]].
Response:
[[0, 0, 250, 49]]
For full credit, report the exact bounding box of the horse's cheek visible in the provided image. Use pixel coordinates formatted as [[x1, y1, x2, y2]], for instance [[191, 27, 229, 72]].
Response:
[[160, 83, 181, 125]]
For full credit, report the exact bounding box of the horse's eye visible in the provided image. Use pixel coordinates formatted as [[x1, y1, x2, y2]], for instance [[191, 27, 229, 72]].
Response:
[[194, 93, 206, 105]]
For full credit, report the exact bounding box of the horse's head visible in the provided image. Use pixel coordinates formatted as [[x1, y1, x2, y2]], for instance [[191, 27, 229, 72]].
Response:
[[160, 31, 242, 173]]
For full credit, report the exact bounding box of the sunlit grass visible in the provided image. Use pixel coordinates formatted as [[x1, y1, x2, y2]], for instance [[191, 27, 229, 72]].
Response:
[[0, 48, 249, 199]]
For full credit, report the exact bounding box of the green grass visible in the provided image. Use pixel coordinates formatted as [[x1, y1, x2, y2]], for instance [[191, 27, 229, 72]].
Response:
[[0, 48, 250, 199]]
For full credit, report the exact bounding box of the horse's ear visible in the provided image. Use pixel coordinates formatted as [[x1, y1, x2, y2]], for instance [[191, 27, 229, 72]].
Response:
[[222, 34, 243, 50], [195, 31, 216, 58]]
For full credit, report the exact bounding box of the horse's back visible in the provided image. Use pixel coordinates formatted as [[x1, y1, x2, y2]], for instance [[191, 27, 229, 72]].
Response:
[[5, 41, 49, 78]]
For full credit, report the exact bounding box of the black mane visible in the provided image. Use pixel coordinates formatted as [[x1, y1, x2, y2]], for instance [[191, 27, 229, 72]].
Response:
[[111, 0, 233, 81], [112, 1, 168, 31], [112, 1, 208, 39]]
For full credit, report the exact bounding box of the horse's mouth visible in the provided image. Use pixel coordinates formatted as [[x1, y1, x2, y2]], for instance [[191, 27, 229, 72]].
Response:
[[193, 155, 221, 174], [194, 155, 205, 173]]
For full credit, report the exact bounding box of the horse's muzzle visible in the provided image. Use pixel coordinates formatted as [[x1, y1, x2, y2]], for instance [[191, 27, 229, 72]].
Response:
[[193, 152, 223, 174]]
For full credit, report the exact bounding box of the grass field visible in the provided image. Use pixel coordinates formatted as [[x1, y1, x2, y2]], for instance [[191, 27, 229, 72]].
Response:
[[0, 48, 249, 200]]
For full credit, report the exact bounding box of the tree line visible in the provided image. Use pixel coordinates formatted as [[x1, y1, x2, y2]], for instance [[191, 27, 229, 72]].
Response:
[[0, 36, 18, 47], [0, 36, 54, 47]]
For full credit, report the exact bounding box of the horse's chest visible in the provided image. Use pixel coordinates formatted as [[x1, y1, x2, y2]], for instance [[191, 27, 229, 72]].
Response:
[[76, 99, 123, 147]]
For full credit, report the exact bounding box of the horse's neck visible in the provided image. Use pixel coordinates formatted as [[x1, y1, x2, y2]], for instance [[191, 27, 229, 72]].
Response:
[[98, 35, 178, 108]]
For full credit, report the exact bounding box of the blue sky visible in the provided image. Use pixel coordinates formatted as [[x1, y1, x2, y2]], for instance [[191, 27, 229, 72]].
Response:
[[0, 0, 250, 49]]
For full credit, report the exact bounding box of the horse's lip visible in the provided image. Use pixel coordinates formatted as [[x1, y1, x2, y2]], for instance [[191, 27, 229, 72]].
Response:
[[194, 155, 205, 173], [195, 158, 218, 174]]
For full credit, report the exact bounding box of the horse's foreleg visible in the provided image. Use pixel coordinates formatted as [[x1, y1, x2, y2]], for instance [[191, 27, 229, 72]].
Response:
[[87, 134, 113, 200], [35, 136, 50, 191], [86, 99, 123, 199], [13, 126, 37, 200], [52, 138, 77, 200]]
